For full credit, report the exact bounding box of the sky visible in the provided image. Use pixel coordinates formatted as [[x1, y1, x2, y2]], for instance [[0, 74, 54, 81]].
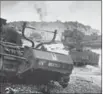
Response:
[[1, 1, 101, 32]]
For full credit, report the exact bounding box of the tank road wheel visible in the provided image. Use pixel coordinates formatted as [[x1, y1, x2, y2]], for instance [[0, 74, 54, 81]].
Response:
[[58, 75, 70, 88]]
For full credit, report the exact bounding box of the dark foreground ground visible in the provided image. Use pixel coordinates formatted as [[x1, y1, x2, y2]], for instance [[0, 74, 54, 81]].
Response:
[[0, 66, 102, 94]]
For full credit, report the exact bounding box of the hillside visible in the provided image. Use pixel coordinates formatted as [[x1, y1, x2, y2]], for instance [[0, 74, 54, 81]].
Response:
[[7, 21, 101, 48], [8, 21, 100, 35]]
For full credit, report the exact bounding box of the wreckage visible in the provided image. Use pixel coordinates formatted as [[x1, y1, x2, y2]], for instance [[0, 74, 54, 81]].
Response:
[[0, 18, 73, 88]]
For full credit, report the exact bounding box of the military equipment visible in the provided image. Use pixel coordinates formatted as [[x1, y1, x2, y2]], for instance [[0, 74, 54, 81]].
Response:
[[62, 29, 100, 66], [70, 49, 99, 66], [0, 19, 73, 88]]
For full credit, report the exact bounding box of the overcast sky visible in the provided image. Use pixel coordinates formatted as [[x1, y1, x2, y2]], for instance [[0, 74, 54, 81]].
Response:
[[1, 1, 101, 32]]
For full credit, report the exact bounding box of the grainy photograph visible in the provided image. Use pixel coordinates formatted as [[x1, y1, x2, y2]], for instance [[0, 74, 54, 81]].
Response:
[[0, 1, 102, 94]]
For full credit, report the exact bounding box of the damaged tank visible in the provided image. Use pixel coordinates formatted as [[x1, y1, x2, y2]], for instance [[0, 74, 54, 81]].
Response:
[[62, 29, 100, 66], [0, 19, 73, 88], [69, 49, 99, 66]]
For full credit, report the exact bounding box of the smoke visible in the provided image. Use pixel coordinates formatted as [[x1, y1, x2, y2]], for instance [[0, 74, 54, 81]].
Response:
[[34, 1, 47, 21]]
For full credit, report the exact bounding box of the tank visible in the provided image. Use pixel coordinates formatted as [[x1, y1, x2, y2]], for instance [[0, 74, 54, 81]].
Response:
[[0, 21, 73, 88], [70, 49, 99, 66]]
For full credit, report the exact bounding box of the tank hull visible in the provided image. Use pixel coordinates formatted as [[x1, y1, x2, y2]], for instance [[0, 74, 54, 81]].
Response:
[[0, 42, 73, 88]]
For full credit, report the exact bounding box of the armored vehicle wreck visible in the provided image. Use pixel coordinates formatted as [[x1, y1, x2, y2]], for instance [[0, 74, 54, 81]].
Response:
[[0, 20, 73, 88]]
